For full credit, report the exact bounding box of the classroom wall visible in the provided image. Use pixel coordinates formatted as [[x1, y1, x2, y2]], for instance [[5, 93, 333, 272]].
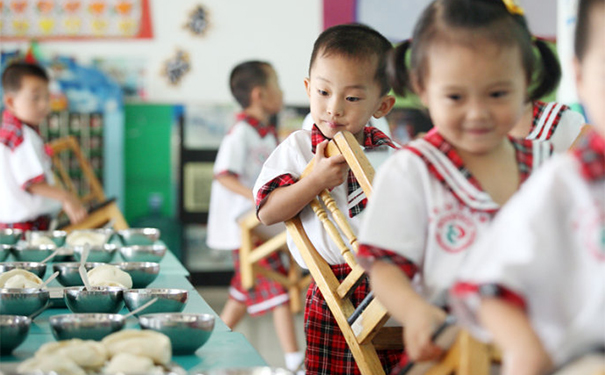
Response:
[[0, 0, 323, 106]]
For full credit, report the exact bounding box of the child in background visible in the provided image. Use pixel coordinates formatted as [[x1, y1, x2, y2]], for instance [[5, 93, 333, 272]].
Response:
[[356, 0, 553, 367], [451, 0, 605, 374], [0, 62, 86, 230], [254, 24, 399, 375], [205, 61, 303, 373]]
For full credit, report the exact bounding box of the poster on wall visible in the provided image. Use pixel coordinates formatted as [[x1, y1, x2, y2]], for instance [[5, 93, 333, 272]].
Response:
[[0, 0, 153, 40]]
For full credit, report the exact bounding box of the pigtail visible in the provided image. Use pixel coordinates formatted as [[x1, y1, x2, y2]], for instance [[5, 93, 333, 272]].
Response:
[[387, 39, 413, 97], [530, 38, 562, 101]]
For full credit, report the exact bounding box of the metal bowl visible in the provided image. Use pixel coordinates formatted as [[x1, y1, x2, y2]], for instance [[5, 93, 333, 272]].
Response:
[[0, 315, 31, 355], [0, 245, 11, 262], [193, 368, 294, 375], [73, 243, 118, 263], [52, 262, 103, 287], [0, 288, 49, 317], [66, 229, 114, 246], [0, 262, 47, 278], [49, 313, 125, 341], [117, 228, 161, 246], [0, 229, 23, 245], [138, 313, 214, 355], [12, 243, 57, 262], [119, 244, 166, 263], [28, 230, 68, 247], [64, 286, 124, 314], [112, 262, 159, 288], [123, 288, 187, 317]]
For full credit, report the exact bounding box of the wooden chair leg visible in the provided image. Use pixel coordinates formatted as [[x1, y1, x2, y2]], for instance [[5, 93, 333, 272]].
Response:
[[457, 331, 491, 375]]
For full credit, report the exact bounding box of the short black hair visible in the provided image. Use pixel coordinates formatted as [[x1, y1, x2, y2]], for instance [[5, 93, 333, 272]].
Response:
[[1, 61, 49, 93], [229, 61, 271, 109], [309, 23, 393, 96], [389, 0, 561, 101], [575, 0, 604, 60]]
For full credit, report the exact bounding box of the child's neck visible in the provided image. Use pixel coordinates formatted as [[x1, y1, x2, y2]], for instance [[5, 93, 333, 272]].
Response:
[[243, 106, 270, 125], [508, 102, 534, 138]]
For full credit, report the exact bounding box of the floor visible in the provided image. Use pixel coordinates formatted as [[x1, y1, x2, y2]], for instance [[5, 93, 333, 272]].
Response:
[[196, 286, 306, 369]]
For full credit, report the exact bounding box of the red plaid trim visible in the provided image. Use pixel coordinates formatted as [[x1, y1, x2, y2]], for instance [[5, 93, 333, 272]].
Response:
[[229, 249, 290, 317], [529, 100, 569, 140], [255, 174, 297, 212], [0, 110, 25, 151], [451, 282, 527, 311], [311, 125, 399, 217], [0, 215, 51, 231], [407, 129, 545, 209], [573, 129, 605, 182], [305, 263, 401, 374], [22, 174, 46, 190], [233, 112, 277, 139], [357, 244, 418, 279]]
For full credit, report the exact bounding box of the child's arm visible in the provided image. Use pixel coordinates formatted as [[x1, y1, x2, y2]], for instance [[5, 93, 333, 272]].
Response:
[[216, 174, 254, 201], [27, 182, 87, 224], [258, 140, 348, 225], [479, 298, 553, 375], [370, 260, 447, 361]]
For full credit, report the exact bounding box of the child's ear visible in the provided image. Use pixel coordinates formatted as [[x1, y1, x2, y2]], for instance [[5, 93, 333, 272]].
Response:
[[3, 93, 15, 112], [373, 95, 396, 119], [250, 86, 263, 104], [304, 78, 311, 98], [411, 75, 429, 107]]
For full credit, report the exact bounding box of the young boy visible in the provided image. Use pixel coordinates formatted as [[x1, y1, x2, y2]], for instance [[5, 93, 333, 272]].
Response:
[[451, 1, 605, 374], [0, 61, 86, 230], [253, 24, 399, 375], [205, 61, 304, 373]]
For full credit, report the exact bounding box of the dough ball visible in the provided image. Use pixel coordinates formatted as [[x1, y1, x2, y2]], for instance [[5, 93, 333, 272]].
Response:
[[88, 264, 132, 289], [0, 269, 43, 288], [36, 339, 108, 369], [102, 329, 171, 365]]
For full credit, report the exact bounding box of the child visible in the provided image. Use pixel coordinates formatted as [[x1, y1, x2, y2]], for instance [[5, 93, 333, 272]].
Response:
[[254, 24, 400, 375], [205, 61, 304, 373], [0, 61, 86, 230], [451, 0, 605, 374], [356, 0, 554, 367]]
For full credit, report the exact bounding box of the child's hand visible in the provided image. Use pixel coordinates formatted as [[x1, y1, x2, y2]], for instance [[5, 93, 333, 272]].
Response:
[[62, 194, 87, 224], [403, 300, 448, 362], [310, 140, 348, 191]]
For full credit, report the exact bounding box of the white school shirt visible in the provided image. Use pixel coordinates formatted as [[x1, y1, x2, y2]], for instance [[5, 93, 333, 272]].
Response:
[[527, 101, 585, 153], [452, 131, 605, 366], [358, 131, 552, 307], [253, 129, 395, 268], [0, 122, 60, 223], [206, 118, 278, 250]]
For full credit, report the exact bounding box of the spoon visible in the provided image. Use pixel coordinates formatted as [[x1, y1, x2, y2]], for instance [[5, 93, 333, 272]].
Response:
[[78, 243, 92, 290], [38, 271, 59, 290], [122, 297, 158, 319], [40, 248, 60, 264]]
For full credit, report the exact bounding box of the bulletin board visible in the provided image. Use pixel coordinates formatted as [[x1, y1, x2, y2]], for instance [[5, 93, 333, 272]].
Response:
[[0, 0, 153, 40]]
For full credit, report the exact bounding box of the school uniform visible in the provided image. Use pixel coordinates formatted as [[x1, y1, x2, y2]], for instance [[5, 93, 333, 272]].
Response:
[[527, 100, 585, 153], [206, 113, 289, 316], [0, 110, 60, 230], [451, 128, 605, 367], [254, 125, 400, 375]]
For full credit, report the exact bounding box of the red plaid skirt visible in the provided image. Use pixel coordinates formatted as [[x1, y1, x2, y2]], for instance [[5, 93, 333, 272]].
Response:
[[304, 263, 402, 375], [229, 249, 290, 317], [0, 215, 50, 232]]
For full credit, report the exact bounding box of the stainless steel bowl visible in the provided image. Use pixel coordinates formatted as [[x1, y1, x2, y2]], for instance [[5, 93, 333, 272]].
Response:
[[29, 230, 68, 247], [138, 313, 214, 355], [112, 262, 159, 288], [0, 229, 23, 245], [0, 288, 49, 317], [0, 262, 47, 278], [0, 315, 31, 355], [12, 243, 57, 262], [123, 288, 187, 316], [73, 243, 118, 263], [52, 262, 103, 287], [0, 245, 11, 262], [193, 368, 294, 375], [117, 228, 161, 246], [64, 286, 124, 314], [49, 313, 125, 341], [119, 244, 166, 263]]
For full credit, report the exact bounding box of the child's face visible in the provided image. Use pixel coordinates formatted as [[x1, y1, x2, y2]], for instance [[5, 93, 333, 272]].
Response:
[[417, 41, 527, 155], [574, 3, 605, 137], [4, 75, 50, 126], [259, 66, 284, 116], [305, 53, 393, 141]]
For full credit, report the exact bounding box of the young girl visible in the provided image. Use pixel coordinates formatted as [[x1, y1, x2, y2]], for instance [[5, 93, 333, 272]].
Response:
[[356, 0, 553, 367], [451, 0, 605, 374]]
